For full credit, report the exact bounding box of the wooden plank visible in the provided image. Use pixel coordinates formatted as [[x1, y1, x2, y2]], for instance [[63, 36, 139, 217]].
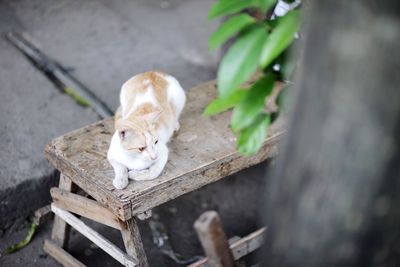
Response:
[[120, 218, 149, 267], [45, 80, 284, 221], [52, 174, 75, 248], [189, 227, 267, 267], [51, 188, 121, 230], [51, 204, 137, 267], [136, 210, 152, 220], [229, 227, 266, 259], [43, 239, 86, 267], [194, 211, 235, 267], [33, 205, 53, 225]]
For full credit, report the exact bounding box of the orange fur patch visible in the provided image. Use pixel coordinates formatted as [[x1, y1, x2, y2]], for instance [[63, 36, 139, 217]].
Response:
[[116, 71, 177, 150]]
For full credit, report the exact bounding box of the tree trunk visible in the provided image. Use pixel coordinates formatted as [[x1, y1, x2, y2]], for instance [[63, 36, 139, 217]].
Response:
[[263, 1, 400, 266]]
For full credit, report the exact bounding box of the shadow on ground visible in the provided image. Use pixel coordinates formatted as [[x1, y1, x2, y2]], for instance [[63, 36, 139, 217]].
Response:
[[0, 162, 270, 266]]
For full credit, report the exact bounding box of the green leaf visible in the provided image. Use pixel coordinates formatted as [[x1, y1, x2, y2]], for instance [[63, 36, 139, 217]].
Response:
[[258, 0, 277, 12], [64, 86, 90, 107], [217, 26, 267, 99], [209, 14, 256, 51], [260, 10, 301, 68], [237, 114, 270, 156], [204, 89, 247, 116], [5, 222, 38, 254], [231, 73, 275, 131], [208, 0, 258, 19]]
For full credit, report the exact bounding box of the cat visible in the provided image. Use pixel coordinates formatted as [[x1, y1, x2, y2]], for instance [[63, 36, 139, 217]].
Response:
[[107, 71, 186, 189]]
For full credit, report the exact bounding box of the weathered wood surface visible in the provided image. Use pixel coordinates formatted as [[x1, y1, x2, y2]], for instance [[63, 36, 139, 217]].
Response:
[[43, 239, 86, 267], [45, 80, 284, 221], [194, 211, 235, 267], [51, 188, 121, 230], [33, 205, 53, 225], [120, 218, 149, 267], [136, 210, 152, 221], [51, 174, 74, 248], [51, 204, 138, 267], [189, 227, 266, 267]]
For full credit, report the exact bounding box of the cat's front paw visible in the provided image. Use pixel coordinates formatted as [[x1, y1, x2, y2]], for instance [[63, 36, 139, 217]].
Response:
[[113, 177, 128, 189]]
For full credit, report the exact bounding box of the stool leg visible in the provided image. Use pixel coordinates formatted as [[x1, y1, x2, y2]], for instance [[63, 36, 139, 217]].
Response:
[[120, 218, 149, 267], [51, 174, 76, 249]]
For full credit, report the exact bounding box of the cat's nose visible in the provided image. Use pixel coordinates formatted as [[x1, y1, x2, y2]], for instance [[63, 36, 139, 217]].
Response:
[[150, 154, 158, 160]]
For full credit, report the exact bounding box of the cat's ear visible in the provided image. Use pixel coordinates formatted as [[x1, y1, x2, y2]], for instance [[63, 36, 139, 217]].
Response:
[[142, 110, 162, 123]]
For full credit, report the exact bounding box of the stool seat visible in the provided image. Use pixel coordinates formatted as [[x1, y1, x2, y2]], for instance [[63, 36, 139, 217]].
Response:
[[45, 80, 283, 222]]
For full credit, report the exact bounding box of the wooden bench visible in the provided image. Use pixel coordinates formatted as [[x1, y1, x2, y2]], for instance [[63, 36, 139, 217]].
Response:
[[44, 79, 284, 266]]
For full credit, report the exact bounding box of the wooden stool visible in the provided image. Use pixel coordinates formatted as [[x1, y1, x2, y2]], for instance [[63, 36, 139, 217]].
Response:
[[43, 80, 283, 266]]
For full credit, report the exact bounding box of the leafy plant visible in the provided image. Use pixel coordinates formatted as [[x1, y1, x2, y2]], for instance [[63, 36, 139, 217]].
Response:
[[205, 0, 301, 156], [4, 221, 38, 254]]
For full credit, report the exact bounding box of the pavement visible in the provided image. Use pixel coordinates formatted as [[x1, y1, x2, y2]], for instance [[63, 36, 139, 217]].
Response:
[[0, 163, 269, 266], [0, 0, 270, 266], [0, 0, 218, 229]]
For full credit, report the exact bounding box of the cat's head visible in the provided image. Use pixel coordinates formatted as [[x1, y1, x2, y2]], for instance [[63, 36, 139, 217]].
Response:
[[116, 111, 161, 161]]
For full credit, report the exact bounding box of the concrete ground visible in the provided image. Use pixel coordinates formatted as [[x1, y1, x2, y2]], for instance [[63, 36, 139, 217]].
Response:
[[0, 163, 270, 266], [0, 0, 271, 266], [0, 0, 218, 229]]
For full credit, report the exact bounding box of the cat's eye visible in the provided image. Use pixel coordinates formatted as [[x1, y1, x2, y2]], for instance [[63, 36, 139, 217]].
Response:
[[155, 140, 158, 144], [138, 147, 146, 152], [120, 131, 126, 139]]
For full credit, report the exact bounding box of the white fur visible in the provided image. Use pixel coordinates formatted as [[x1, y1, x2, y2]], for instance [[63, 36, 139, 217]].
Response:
[[166, 75, 186, 123], [108, 73, 186, 189]]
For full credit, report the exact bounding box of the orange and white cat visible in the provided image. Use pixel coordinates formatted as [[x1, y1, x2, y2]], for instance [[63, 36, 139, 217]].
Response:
[[107, 71, 186, 189]]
